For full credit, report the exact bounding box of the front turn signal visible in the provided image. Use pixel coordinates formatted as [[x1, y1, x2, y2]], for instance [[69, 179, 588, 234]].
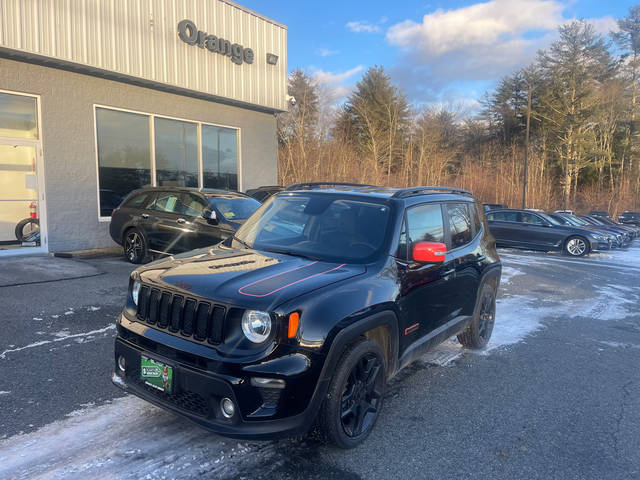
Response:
[[288, 312, 300, 338]]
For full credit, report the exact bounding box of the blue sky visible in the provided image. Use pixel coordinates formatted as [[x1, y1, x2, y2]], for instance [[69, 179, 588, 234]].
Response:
[[242, 0, 637, 108]]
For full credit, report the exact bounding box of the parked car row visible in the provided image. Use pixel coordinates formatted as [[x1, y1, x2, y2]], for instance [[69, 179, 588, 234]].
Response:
[[486, 208, 638, 256]]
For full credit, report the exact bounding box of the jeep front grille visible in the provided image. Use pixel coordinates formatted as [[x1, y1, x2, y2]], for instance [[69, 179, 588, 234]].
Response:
[[136, 286, 226, 344]]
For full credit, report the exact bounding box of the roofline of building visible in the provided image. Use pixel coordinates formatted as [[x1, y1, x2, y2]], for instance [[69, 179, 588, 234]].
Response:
[[220, 0, 287, 30], [0, 47, 286, 115]]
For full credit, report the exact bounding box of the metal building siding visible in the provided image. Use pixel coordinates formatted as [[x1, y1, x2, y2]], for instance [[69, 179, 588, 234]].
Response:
[[0, 0, 287, 111]]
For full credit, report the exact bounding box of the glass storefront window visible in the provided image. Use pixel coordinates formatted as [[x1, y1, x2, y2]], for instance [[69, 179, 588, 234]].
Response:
[[0, 92, 38, 139], [154, 118, 198, 188], [94, 106, 240, 217], [96, 108, 151, 216], [202, 125, 238, 190]]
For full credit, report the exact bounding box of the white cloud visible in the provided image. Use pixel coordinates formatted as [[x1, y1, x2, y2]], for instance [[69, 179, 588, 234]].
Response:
[[316, 48, 339, 57], [387, 0, 562, 56], [346, 20, 380, 33], [587, 15, 618, 35], [384, 0, 619, 103], [310, 66, 364, 104], [312, 65, 363, 85]]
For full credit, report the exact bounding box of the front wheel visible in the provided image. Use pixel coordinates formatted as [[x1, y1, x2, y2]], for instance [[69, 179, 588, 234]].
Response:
[[564, 236, 589, 257], [318, 339, 386, 448]]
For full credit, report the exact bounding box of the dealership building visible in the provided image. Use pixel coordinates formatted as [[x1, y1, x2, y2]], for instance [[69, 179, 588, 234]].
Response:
[[0, 0, 287, 255]]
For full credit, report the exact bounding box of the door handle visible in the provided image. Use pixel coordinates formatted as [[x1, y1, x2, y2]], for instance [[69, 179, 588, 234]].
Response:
[[141, 213, 149, 219], [176, 218, 186, 224]]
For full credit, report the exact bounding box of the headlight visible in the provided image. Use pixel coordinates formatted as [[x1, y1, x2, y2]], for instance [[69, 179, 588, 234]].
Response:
[[241, 310, 272, 343], [131, 280, 141, 306]]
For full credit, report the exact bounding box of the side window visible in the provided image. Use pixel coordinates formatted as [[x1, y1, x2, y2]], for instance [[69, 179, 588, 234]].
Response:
[[520, 212, 546, 225], [397, 203, 444, 260], [447, 203, 472, 249], [151, 193, 180, 213], [490, 211, 518, 222], [397, 218, 409, 260], [179, 193, 207, 217], [124, 193, 151, 209], [472, 203, 483, 235]]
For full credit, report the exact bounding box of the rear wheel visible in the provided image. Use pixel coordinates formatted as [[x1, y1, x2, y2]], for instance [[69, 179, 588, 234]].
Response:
[[123, 228, 149, 264], [564, 236, 589, 257], [458, 282, 496, 349], [318, 339, 386, 448]]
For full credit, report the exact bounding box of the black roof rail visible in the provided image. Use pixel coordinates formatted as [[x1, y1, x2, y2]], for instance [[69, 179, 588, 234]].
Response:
[[285, 182, 374, 191], [390, 186, 473, 199]]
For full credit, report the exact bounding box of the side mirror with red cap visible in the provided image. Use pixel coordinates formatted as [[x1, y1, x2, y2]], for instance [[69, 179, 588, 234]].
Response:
[[412, 242, 447, 263]]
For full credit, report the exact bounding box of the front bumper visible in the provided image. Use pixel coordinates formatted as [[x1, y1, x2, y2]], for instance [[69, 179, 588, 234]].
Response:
[[112, 320, 329, 440]]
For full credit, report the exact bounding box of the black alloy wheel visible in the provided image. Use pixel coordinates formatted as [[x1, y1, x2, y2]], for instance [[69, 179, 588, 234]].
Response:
[[340, 352, 384, 438], [477, 291, 496, 344], [318, 339, 386, 448], [458, 282, 496, 349], [124, 228, 148, 264]]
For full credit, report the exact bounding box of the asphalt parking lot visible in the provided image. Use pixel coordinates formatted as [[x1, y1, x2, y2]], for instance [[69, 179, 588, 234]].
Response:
[[1, 245, 639, 479]]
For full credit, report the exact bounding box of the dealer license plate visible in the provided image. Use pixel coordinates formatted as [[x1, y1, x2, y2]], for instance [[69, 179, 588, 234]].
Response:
[[140, 355, 173, 393]]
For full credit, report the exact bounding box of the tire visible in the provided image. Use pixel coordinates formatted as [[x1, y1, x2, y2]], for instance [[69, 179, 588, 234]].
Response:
[[564, 236, 589, 257], [318, 338, 386, 448], [15, 218, 39, 242], [123, 228, 149, 264], [458, 282, 497, 349]]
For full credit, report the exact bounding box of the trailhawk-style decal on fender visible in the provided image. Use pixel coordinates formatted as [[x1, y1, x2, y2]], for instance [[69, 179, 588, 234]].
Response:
[[238, 261, 346, 298]]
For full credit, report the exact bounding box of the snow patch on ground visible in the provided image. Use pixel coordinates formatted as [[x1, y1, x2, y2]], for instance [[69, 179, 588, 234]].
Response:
[[0, 325, 116, 359], [500, 266, 524, 284], [0, 396, 271, 480], [0, 391, 10, 395]]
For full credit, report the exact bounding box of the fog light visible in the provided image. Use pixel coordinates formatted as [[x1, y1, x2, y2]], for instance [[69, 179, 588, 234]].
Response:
[[250, 377, 285, 389], [221, 398, 235, 418], [117, 355, 126, 372]]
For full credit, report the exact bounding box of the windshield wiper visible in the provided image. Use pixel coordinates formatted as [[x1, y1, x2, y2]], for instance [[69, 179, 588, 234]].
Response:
[[262, 248, 321, 261], [231, 235, 252, 250]]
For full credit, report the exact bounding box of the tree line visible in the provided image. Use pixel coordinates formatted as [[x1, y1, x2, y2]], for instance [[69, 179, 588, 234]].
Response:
[[277, 7, 640, 216]]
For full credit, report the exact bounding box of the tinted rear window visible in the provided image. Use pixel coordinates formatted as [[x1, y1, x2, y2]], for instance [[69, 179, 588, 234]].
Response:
[[124, 192, 152, 209], [447, 203, 472, 249]]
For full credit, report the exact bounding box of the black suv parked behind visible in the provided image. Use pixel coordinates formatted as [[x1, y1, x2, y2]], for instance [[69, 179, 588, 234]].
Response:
[[111, 183, 501, 447], [109, 187, 260, 264]]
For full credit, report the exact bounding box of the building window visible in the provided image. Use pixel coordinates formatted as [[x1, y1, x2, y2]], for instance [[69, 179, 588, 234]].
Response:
[[95, 108, 151, 217], [202, 124, 238, 190], [94, 106, 240, 218], [0, 92, 38, 139], [154, 118, 198, 187]]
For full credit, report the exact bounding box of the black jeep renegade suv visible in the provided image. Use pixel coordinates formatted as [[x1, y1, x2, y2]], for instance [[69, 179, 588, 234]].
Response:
[[112, 183, 501, 448]]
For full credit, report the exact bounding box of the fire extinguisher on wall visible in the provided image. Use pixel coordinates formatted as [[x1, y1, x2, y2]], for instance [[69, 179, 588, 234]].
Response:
[[29, 202, 38, 219]]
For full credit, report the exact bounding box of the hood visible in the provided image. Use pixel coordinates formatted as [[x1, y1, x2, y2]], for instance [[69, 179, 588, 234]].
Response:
[[136, 246, 366, 310]]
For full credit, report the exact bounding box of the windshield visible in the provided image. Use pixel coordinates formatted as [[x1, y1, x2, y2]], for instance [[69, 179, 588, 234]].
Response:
[[209, 196, 260, 221], [230, 194, 392, 263], [538, 213, 561, 225], [565, 215, 587, 226]]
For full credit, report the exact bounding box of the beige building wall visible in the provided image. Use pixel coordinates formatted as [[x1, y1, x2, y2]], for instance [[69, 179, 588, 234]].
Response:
[[0, 57, 277, 252]]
